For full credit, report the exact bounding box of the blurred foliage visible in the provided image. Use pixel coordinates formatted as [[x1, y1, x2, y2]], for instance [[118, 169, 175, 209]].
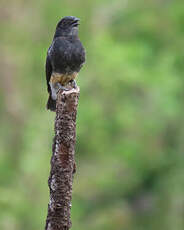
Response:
[[1, 0, 184, 229]]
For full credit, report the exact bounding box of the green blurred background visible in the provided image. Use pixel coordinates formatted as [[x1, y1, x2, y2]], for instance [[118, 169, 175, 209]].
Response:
[[1, 0, 184, 229]]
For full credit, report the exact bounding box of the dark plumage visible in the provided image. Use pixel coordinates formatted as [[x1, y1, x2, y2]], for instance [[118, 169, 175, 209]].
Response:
[[45, 16, 85, 111]]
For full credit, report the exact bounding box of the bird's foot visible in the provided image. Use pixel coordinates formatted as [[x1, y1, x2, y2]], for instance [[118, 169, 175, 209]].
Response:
[[70, 79, 77, 89], [56, 82, 69, 92]]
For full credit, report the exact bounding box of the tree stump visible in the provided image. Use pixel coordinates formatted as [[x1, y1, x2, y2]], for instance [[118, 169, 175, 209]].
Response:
[[45, 87, 80, 230]]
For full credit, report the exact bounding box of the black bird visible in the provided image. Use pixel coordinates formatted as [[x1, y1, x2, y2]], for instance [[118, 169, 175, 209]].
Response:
[[45, 16, 85, 111]]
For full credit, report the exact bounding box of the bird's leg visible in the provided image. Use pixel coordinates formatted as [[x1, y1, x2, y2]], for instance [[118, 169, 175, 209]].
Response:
[[70, 79, 77, 89]]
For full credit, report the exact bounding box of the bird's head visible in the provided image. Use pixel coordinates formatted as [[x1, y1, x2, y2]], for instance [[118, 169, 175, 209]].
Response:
[[54, 16, 80, 37], [57, 16, 80, 29]]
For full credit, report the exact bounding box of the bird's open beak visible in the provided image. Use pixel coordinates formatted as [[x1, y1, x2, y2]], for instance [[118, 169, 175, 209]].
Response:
[[72, 18, 80, 26]]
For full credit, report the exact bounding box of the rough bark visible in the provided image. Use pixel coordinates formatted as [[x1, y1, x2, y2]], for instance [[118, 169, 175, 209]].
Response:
[[45, 87, 80, 230]]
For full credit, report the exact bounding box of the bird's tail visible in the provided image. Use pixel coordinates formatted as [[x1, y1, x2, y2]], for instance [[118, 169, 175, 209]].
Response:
[[46, 94, 56, 112]]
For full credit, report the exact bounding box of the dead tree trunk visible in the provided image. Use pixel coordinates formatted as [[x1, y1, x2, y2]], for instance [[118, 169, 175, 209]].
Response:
[[45, 87, 80, 230]]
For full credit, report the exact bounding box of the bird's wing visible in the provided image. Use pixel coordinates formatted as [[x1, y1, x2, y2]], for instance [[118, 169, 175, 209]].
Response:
[[45, 52, 52, 93]]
